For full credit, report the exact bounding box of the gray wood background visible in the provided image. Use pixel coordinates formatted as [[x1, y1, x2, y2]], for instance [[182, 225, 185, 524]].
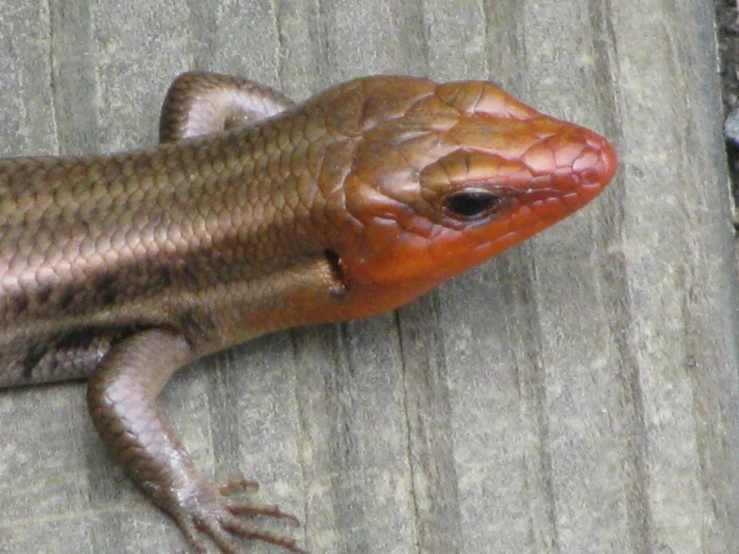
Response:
[[1, 1, 737, 553]]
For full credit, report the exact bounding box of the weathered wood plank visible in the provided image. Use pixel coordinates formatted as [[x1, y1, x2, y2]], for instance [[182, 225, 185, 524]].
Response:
[[0, 1, 737, 553]]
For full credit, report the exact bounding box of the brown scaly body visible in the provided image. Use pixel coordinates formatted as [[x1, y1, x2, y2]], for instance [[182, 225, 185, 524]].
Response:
[[0, 72, 617, 552]]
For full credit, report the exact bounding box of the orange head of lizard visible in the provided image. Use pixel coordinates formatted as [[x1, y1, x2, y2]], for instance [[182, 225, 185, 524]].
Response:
[[320, 76, 617, 316]]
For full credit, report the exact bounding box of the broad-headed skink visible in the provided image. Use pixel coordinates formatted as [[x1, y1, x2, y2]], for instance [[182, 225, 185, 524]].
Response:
[[0, 72, 617, 553]]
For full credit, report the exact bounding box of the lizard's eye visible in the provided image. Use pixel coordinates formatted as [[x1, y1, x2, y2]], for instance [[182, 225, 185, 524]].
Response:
[[442, 188, 503, 220]]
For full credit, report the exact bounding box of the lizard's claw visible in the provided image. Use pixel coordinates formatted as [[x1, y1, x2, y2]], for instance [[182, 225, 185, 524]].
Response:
[[167, 477, 307, 554]]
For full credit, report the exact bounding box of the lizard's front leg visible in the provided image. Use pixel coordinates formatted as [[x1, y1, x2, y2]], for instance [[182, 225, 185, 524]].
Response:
[[87, 327, 306, 553]]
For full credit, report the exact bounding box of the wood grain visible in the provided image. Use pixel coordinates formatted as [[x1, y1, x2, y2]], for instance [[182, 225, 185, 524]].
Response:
[[0, 1, 737, 553]]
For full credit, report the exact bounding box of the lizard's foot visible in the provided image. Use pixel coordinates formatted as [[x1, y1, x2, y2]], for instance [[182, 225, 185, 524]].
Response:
[[167, 477, 307, 554]]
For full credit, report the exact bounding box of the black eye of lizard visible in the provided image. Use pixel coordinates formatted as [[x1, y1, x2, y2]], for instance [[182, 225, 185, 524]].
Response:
[[442, 189, 503, 220]]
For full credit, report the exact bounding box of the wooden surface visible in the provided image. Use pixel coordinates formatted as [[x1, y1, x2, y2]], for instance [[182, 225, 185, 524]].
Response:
[[1, 1, 737, 553]]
